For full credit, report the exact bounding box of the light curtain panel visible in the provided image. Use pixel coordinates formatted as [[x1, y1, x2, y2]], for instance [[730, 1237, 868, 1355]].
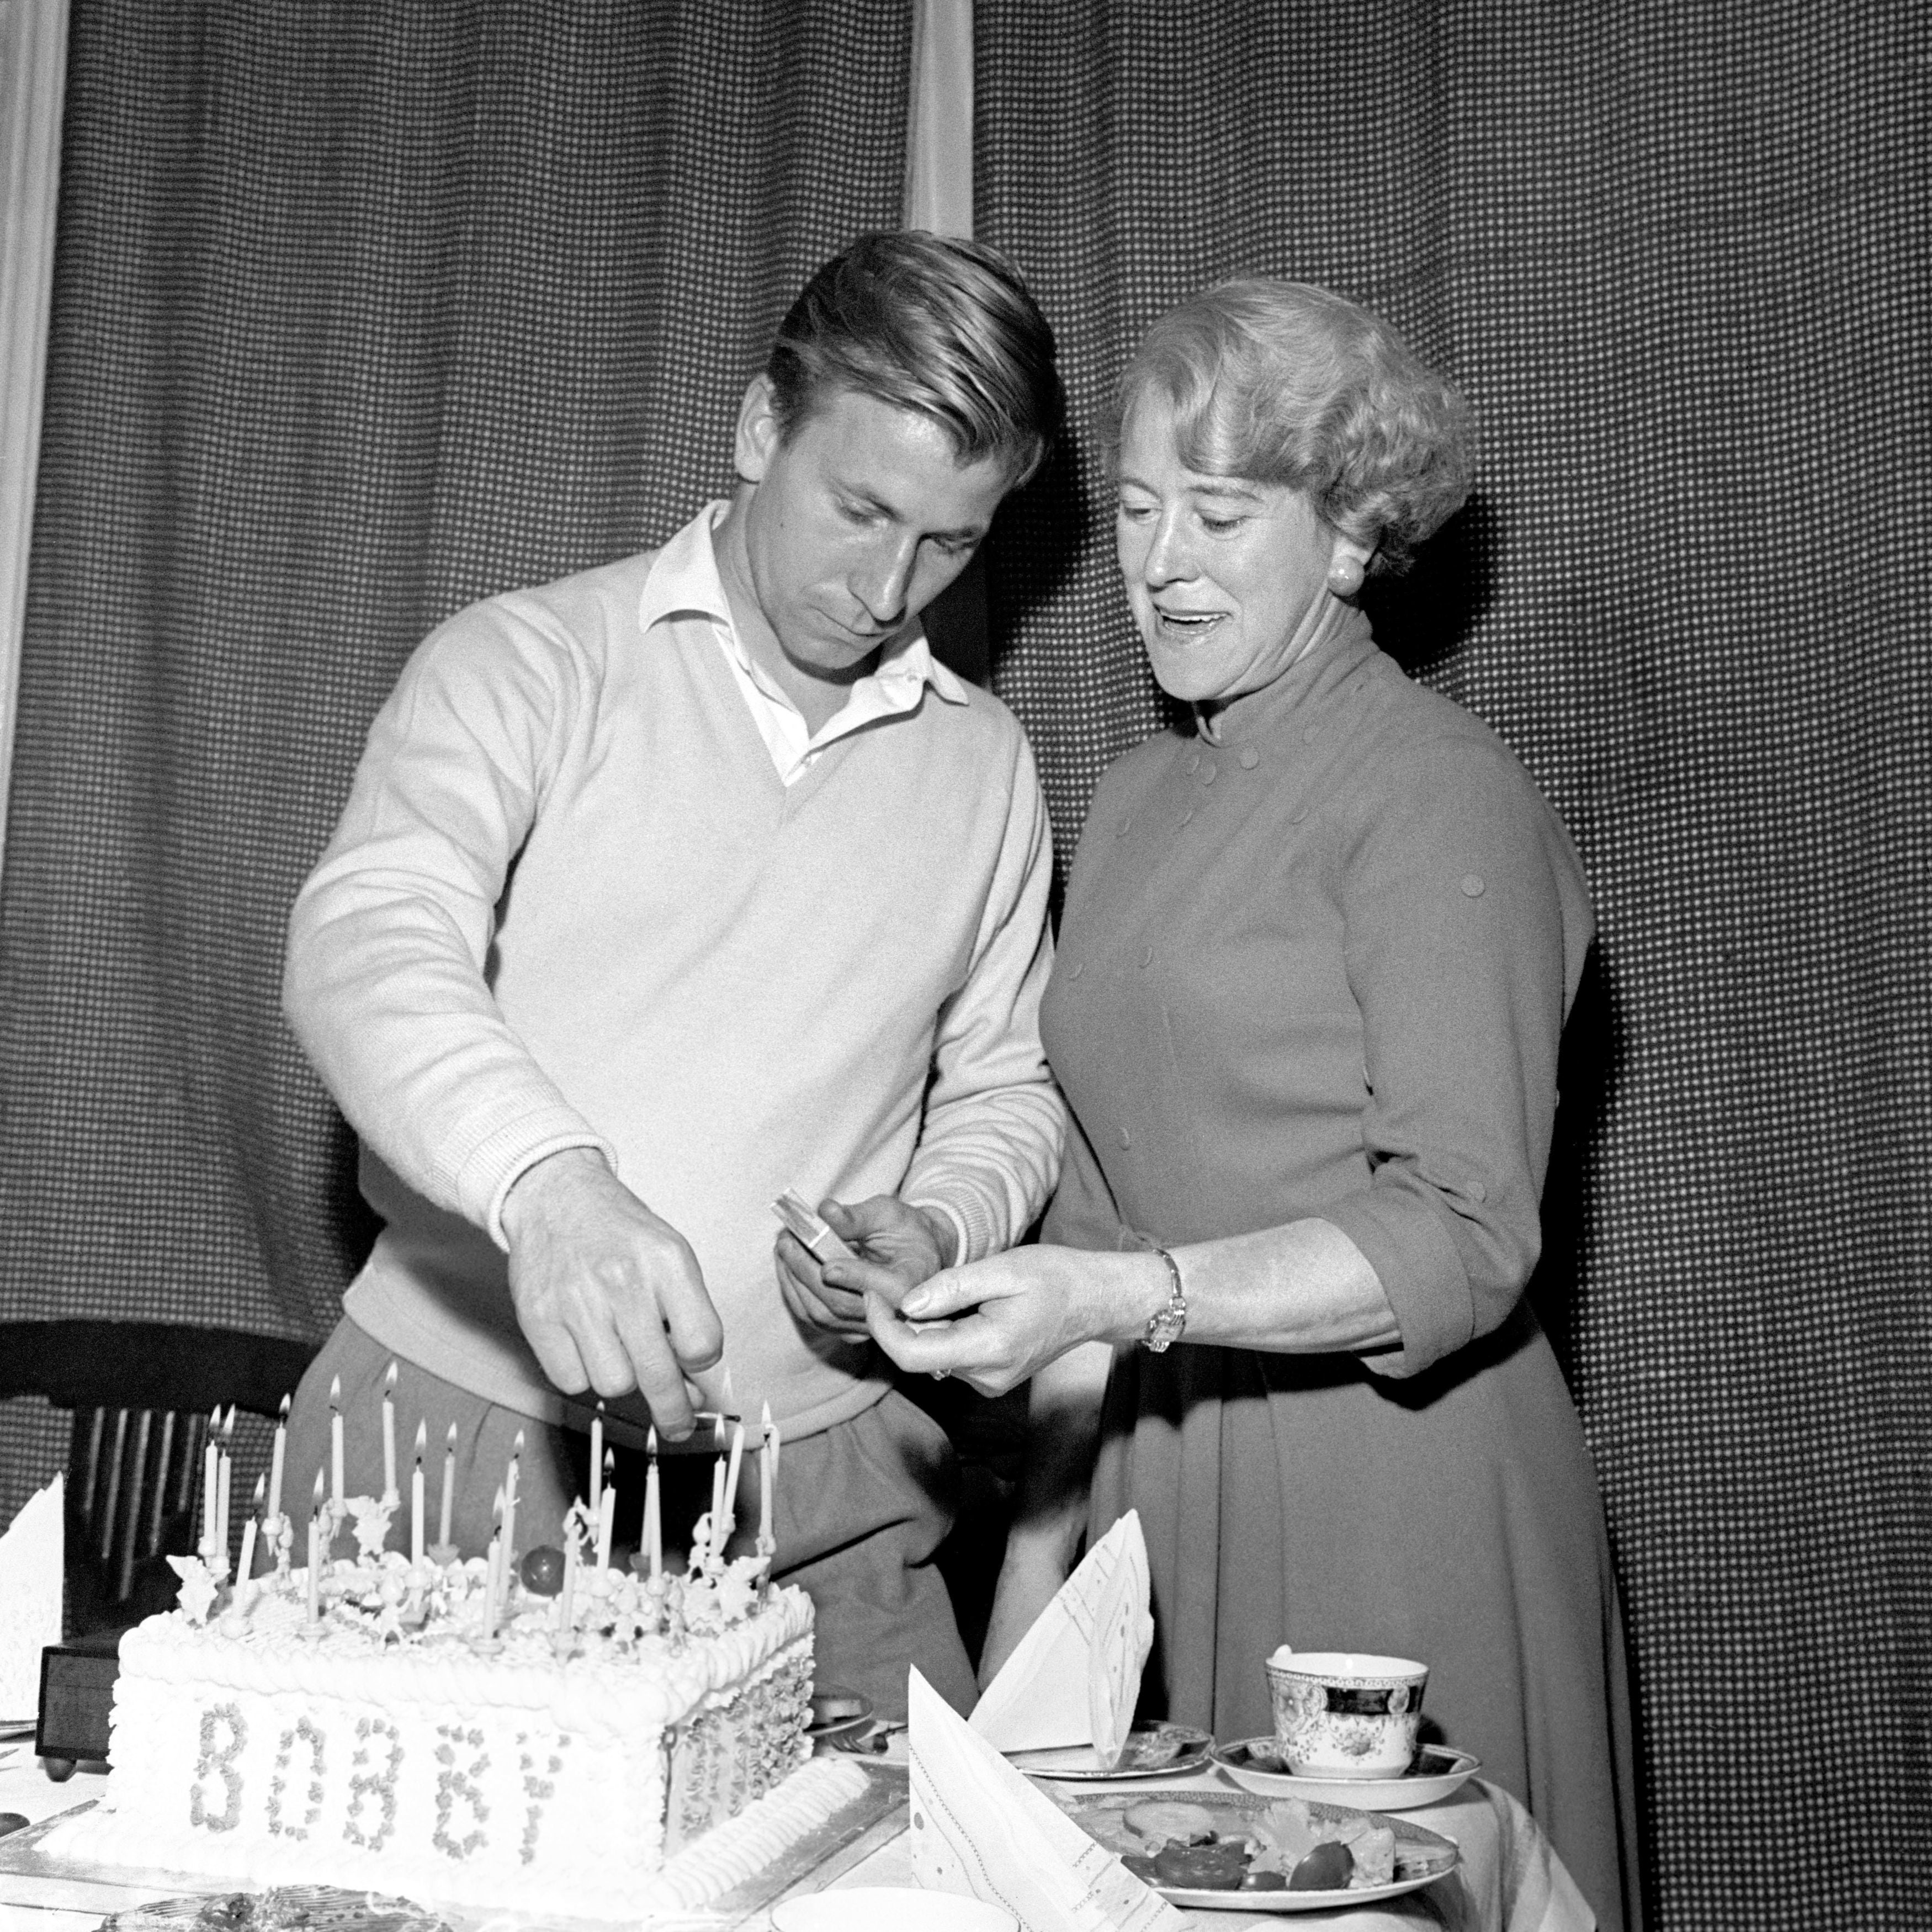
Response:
[[0, 0, 68, 870]]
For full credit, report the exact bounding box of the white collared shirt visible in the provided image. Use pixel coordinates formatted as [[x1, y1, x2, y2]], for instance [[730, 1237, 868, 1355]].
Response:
[[637, 501, 968, 785]]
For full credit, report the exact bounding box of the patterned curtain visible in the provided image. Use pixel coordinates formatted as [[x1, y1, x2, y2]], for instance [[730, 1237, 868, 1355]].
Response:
[[0, 0, 910, 1427], [974, 5, 1928, 1931]]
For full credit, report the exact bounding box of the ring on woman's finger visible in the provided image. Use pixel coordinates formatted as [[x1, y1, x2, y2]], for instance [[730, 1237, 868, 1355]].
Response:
[[931, 1368, 949, 1382]]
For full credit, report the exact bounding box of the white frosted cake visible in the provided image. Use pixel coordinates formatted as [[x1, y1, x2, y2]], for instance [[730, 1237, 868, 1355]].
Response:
[[56, 1529, 868, 1920]]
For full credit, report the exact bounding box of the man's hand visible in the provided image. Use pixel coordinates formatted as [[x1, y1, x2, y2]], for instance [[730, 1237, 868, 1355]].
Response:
[[776, 1195, 956, 1339], [500, 1147, 723, 1440]]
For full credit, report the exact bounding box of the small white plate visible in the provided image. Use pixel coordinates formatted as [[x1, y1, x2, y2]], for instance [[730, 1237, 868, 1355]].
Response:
[[1008, 1721, 1213, 1781], [1210, 1737, 1480, 1810]]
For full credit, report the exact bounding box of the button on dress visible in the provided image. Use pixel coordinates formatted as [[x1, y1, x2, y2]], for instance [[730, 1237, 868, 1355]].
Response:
[[1039, 612, 1642, 1931]]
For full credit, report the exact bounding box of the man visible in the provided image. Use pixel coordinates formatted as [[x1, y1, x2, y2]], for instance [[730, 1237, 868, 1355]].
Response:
[[280, 232, 1065, 1715]]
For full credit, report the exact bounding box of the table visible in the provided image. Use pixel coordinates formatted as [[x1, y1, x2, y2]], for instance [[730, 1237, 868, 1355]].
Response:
[[0, 1739, 1594, 1932]]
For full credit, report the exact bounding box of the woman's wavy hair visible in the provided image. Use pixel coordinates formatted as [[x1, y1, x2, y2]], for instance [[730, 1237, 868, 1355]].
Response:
[[767, 231, 1064, 490], [1105, 280, 1473, 576]]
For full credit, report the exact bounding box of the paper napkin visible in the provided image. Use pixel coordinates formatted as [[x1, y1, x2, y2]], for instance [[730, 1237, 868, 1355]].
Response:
[[0, 1474, 63, 1717], [909, 1666, 1186, 1931], [971, 1509, 1155, 1759]]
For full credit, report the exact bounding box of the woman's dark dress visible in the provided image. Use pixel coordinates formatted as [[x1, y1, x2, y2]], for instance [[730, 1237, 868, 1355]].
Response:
[[1039, 613, 1643, 1930]]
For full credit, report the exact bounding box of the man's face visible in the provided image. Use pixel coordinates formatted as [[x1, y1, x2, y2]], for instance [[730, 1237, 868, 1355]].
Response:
[[728, 378, 1012, 681]]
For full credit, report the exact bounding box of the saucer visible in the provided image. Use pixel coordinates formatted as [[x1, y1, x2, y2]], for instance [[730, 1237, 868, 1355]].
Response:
[[1007, 1721, 1213, 1781], [1210, 1738, 1480, 1810]]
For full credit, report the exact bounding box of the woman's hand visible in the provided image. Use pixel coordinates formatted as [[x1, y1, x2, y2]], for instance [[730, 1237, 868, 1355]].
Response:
[[859, 1246, 1163, 1397]]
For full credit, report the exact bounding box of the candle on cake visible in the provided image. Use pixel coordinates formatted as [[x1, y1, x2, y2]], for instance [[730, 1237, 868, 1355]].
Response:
[[410, 1420, 427, 1565], [483, 1533, 502, 1642], [644, 1427, 662, 1581], [214, 1410, 234, 1576], [329, 1375, 345, 1516], [484, 1485, 506, 1640], [707, 1416, 727, 1561], [557, 1518, 578, 1654], [502, 1431, 523, 1588], [268, 1393, 288, 1522], [199, 1407, 220, 1563], [590, 1401, 605, 1515], [438, 1423, 457, 1553], [597, 1450, 615, 1570], [760, 1403, 778, 1553], [306, 1470, 325, 1623], [236, 1474, 263, 1606], [719, 1418, 746, 1558], [381, 1361, 399, 1503]]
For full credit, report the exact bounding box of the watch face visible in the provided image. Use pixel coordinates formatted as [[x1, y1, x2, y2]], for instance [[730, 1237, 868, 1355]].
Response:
[[1144, 1304, 1186, 1352]]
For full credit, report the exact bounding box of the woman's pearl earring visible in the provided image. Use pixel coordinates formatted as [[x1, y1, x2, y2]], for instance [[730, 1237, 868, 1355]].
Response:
[[1327, 556, 1366, 598]]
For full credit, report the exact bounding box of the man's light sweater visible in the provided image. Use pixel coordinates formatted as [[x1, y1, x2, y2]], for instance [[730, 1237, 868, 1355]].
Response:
[[284, 508, 1063, 1443]]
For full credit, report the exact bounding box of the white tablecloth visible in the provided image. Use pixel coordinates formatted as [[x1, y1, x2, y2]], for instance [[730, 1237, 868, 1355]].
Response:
[[0, 1739, 1595, 1932]]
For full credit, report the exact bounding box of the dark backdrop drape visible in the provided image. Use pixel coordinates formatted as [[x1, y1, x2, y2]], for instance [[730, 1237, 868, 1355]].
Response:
[[973, 6, 1929, 1931], [0, 0, 909, 1406]]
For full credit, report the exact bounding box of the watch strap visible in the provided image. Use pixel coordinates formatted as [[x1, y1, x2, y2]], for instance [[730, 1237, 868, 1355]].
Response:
[[1140, 1244, 1187, 1353]]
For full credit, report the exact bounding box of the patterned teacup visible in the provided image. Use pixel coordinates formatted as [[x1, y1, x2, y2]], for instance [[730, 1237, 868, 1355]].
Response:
[[1264, 1648, 1429, 1779]]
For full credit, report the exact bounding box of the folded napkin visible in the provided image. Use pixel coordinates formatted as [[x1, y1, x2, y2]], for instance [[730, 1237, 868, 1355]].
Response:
[[910, 1666, 1186, 1931], [0, 1475, 63, 1717], [971, 1509, 1154, 1760]]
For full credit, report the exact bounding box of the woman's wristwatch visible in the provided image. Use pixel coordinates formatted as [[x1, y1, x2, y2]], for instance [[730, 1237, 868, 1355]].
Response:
[[1140, 1245, 1188, 1352]]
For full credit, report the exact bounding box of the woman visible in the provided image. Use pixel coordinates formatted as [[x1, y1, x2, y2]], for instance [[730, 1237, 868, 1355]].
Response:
[[846, 282, 1642, 1928]]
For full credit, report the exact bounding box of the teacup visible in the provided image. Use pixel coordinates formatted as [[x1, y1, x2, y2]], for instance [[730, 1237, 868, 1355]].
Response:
[[1264, 1648, 1429, 1780]]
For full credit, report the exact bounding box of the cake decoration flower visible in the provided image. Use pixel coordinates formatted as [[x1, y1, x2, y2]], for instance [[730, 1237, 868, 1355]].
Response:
[[347, 1494, 397, 1562], [166, 1553, 220, 1626]]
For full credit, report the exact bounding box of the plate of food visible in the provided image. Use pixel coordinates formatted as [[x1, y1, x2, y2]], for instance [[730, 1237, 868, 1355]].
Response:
[[1055, 1791, 1459, 1911], [1007, 1721, 1213, 1781], [1210, 1737, 1481, 1810]]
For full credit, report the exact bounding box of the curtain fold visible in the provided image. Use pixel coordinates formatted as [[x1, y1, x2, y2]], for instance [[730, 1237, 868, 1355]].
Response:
[[974, 6, 1928, 1930], [0, 0, 70, 871], [0, 0, 910, 1377]]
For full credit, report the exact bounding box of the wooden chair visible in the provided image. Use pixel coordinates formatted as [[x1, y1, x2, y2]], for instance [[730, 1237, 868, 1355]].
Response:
[[68, 1405, 207, 1619]]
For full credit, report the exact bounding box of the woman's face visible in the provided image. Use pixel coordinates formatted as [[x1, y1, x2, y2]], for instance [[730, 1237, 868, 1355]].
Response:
[[1115, 392, 1371, 704]]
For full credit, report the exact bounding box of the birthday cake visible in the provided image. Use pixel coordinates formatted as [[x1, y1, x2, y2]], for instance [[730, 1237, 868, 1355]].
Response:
[[55, 1532, 867, 1921]]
